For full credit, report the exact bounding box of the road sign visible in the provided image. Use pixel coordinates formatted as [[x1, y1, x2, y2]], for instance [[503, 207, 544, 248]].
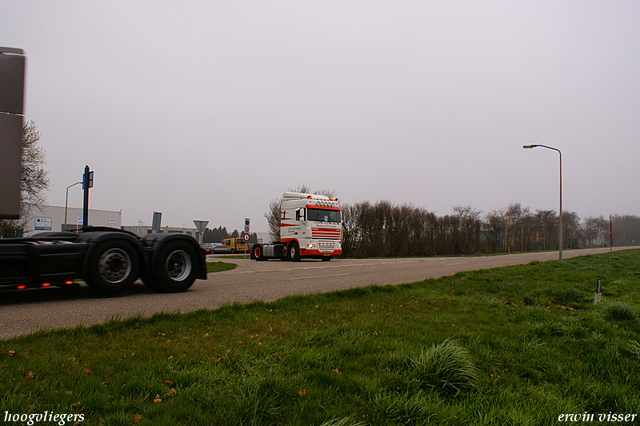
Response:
[[193, 220, 208, 244], [152, 212, 162, 232], [243, 233, 250, 242], [244, 218, 250, 233], [193, 220, 208, 233]]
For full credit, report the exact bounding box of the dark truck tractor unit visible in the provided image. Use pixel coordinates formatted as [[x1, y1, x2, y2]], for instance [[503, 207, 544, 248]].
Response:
[[0, 227, 207, 294], [0, 47, 206, 295]]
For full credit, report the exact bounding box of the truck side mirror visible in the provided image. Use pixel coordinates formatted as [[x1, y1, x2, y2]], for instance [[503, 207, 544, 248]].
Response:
[[296, 208, 306, 222]]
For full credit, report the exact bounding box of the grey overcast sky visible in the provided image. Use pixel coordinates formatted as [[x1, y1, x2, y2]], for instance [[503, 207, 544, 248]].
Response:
[[2, 1, 639, 232]]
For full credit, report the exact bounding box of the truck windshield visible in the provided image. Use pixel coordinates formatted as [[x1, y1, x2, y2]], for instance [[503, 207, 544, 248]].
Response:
[[307, 208, 341, 223]]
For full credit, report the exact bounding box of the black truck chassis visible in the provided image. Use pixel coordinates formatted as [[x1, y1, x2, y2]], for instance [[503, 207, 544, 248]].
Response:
[[0, 227, 207, 294]]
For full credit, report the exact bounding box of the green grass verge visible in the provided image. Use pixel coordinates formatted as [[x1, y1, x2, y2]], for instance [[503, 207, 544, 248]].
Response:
[[211, 255, 252, 259], [206, 261, 237, 273], [2, 252, 640, 425]]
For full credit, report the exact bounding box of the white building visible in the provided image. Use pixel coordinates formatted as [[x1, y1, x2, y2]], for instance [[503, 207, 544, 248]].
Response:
[[21, 206, 218, 244], [25, 205, 122, 235]]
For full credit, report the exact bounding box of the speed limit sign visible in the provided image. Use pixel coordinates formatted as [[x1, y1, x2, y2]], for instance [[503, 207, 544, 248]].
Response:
[[243, 233, 250, 242]]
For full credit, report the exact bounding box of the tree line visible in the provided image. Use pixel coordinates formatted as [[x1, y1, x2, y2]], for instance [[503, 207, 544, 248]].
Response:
[[340, 200, 639, 258], [202, 226, 258, 244]]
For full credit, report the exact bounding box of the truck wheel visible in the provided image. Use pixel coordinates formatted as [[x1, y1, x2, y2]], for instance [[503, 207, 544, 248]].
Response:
[[85, 240, 140, 293], [149, 240, 199, 293], [253, 244, 266, 261], [288, 242, 301, 261]]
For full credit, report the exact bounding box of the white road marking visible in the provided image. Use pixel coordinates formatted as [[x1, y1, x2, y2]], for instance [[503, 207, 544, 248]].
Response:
[[289, 273, 351, 281]]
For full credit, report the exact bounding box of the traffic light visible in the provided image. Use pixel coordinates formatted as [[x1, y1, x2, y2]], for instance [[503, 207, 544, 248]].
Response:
[[83, 169, 94, 189]]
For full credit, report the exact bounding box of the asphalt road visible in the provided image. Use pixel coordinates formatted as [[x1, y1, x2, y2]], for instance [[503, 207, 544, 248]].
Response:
[[0, 247, 636, 340]]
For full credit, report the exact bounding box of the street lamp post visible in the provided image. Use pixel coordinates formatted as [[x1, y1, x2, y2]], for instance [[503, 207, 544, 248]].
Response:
[[523, 144, 563, 260], [64, 181, 82, 232]]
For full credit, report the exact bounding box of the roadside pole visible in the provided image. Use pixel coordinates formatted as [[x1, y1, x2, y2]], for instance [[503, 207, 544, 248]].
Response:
[[82, 166, 93, 228], [610, 214, 613, 261], [243, 233, 250, 258], [244, 218, 250, 258]]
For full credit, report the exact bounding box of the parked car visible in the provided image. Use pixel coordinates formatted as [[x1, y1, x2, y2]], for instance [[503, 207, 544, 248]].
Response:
[[211, 243, 229, 254], [201, 244, 213, 255]]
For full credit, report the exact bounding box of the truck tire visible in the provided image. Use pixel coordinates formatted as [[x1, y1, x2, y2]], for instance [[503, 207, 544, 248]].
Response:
[[253, 244, 267, 261], [288, 242, 301, 261], [85, 240, 140, 293], [147, 240, 199, 293]]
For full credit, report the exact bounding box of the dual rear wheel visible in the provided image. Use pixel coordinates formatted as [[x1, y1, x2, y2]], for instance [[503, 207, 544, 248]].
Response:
[[143, 240, 199, 293], [85, 240, 139, 294], [85, 239, 198, 294]]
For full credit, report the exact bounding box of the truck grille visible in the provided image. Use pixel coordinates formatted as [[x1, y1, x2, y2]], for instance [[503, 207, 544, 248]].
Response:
[[312, 227, 341, 239]]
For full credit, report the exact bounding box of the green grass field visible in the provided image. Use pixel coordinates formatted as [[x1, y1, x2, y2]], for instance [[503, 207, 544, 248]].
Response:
[[1, 251, 639, 425]]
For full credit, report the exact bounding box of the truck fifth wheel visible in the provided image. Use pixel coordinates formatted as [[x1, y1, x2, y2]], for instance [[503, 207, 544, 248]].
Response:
[[252, 192, 342, 261]]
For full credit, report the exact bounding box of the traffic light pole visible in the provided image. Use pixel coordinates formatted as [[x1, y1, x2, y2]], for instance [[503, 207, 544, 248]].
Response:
[[82, 165, 93, 229]]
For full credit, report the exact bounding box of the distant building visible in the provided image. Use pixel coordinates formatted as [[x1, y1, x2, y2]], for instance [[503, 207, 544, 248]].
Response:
[[25, 205, 121, 235], [20, 206, 202, 242], [254, 232, 270, 244]]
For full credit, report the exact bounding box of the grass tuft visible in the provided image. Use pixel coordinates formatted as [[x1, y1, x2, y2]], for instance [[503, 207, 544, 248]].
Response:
[[319, 417, 366, 426], [602, 301, 637, 322], [409, 339, 479, 397], [628, 341, 640, 360], [547, 287, 586, 306]]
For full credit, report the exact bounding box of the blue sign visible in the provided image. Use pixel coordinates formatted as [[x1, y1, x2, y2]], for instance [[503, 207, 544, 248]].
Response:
[[34, 216, 52, 231]]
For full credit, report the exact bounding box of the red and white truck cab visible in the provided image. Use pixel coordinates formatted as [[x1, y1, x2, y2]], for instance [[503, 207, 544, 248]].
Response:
[[252, 192, 342, 261]]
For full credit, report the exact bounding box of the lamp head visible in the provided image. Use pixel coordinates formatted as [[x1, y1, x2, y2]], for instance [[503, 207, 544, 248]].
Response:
[[522, 145, 538, 149]]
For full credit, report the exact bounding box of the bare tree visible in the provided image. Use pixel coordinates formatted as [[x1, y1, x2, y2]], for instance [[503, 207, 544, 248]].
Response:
[[265, 197, 282, 243], [21, 121, 49, 210], [580, 216, 608, 247], [612, 215, 640, 247], [0, 121, 49, 237], [503, 203, 531, 253], [533, 210, 557, 251], [562, 211, 581, 249], [452, 205, 483, 254], [483, 209, 505, 253]]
